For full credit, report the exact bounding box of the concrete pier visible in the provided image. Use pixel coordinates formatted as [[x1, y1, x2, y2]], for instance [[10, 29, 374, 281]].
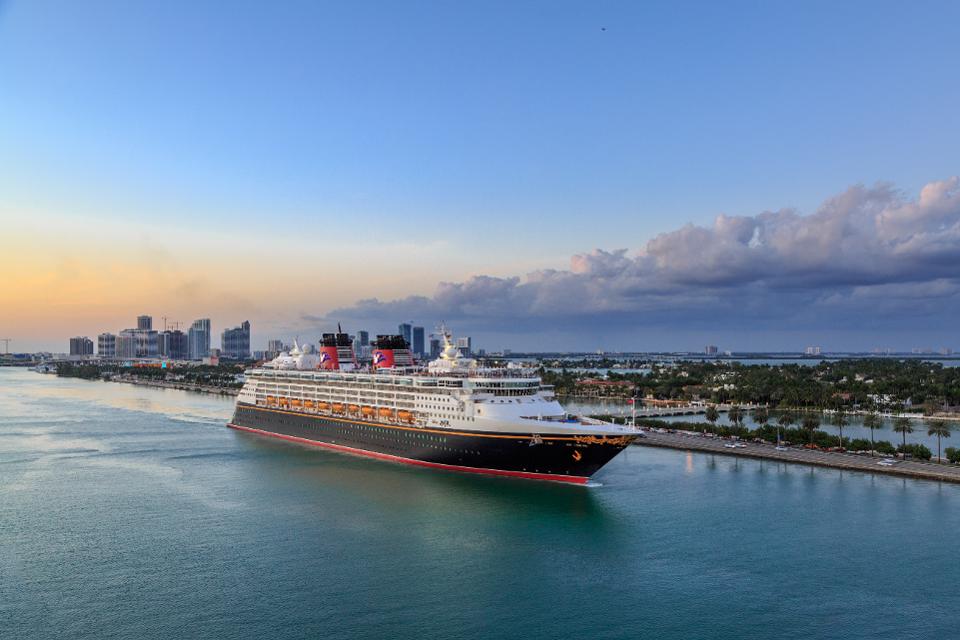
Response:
[[634, 429, 960, 484]]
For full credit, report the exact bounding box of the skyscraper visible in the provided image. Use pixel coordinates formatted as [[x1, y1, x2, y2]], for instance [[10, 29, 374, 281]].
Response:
[[429, 338, 441, 359], [98, 333, 116, 358], [456, 336, 472, 357], [357, 330, 369, 347], [115, 334, 137, 359], [398, 323, 412, 347], [69, 336, 93, 356], [188, 318, 211, 360], [221, 321, 251, 359], [137, 315, 152, 331], [159, 330, 188, 360], [412, 326, 425, 356]]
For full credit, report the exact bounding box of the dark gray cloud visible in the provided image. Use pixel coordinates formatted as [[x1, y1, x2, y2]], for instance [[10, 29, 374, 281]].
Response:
[[308, 177, 960, 348]]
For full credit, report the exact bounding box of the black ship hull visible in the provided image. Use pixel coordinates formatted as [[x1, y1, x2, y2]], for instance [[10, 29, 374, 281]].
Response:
[[228, 404, 635, 484]]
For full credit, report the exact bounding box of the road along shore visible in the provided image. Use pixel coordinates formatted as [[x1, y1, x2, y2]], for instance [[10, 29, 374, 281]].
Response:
[[634, 430, 960, 484]]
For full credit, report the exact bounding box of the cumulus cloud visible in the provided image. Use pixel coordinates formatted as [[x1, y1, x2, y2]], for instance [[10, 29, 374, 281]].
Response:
[[315, 177, 960, 336]]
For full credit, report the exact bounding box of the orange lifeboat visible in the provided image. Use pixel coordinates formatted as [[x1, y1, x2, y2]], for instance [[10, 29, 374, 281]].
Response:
[[279, 397, 289, 407], [361, 406, 375, 417], [378, 407, 395, 419], [291, 399, 302, 407], [332, 403, 346, 414], [304, 400, 315, 409], [317, 402, 330, 411], [266, 396, 276, 406], [397, 410, 414, 423], [348, 404, 360, 414]]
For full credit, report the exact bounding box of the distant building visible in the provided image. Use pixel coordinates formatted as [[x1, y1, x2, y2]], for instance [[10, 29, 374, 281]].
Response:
[[804, 346, 822, 356], [159, 330, 188, 360], [221, 320, 251, 359], [429, 338, 441, 359], [115, 334, 137, 359], [188, 318, 211, 360], [137, 315, 153, 331], [267, 339, 285, 352], [704, 345, 718, 356], [399, 323, 412, 347], [412, 326, 425, 356], [98, 333, 116, 358], [457, 336, 472, 357], [357, 330, 369, 347], [69, 336, 94, 356]]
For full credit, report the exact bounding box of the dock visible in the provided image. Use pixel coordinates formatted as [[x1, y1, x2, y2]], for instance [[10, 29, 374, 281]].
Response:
[[634, 430, 960, 484]]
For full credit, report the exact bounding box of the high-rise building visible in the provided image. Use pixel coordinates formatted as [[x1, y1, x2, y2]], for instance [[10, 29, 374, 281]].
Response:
[[398, 323, 412, 347], [137, 315, 153, 331], [98, 333, 116, 358], [456, 336, 472, 357], [412, 326, 425, 356], [188, 318, 211, 360], [429, 338, 441, 359], [267, 339, 285, 353], [221, 321, 251, 359], [159, 330, 188, 360], [115, 334, 137, 359], [69, 336, 94, 356], [705, 345, 719, 356], [357, 331, 369, 347]]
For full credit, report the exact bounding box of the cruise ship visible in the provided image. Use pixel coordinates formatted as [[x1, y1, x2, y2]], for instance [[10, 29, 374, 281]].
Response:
[[228, 327, 638, 484]]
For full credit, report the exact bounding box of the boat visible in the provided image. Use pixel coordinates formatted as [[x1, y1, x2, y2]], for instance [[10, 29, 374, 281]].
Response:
[[228, 326, 638, 484]]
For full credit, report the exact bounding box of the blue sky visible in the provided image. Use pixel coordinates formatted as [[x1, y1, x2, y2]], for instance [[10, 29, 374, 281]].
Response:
[[2, 1, 959, 352]]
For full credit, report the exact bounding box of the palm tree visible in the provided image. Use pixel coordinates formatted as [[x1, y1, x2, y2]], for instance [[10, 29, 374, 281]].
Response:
[[926, 419, 953, 463], [728, 406, 743, 429], [752, 407, 770, 427], [830, 409, 849, 450], [802, 413, 821, 445], [893, 416, 914, 455], [776, 412, 795, 446], [863, 412, 881, 455], [704, 405, 719, 433]]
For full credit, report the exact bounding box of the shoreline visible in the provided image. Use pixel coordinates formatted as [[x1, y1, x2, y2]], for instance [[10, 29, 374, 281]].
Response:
[[86, 375, 240, 397], [634, 430, 960, 484]]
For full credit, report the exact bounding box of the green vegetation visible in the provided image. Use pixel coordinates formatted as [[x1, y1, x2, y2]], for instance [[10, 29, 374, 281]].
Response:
[[542, 358, 960, 414], [926, 419, 953, 462], [945, 447, 960, 464], [57, 362, 246, 389]]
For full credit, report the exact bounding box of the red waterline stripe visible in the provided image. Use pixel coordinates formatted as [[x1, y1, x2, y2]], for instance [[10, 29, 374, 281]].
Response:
[[227, 423, 589, 485]]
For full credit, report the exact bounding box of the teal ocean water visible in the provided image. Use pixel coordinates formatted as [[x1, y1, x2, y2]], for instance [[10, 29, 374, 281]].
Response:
[[2, 368, 958, 639]]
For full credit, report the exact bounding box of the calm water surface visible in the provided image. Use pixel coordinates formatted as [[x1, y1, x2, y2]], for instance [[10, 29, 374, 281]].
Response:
[[2, 368, 958, 639]]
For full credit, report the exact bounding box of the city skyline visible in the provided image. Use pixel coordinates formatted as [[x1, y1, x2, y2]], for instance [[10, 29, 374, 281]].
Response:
[[2, 2, 960, 351]]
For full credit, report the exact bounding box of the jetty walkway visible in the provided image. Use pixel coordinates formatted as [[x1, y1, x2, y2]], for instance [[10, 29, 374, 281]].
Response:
[[635, 429, 960, 484]]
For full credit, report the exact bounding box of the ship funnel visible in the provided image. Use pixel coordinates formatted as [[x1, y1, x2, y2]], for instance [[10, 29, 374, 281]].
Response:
[[372, 334, 414, 369], [319, 330, 357, 371]]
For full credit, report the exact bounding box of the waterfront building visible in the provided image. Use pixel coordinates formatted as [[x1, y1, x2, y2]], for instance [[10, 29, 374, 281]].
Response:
[[222, 321, 251, 359], [188, 318, 212, 360], [137, 315, 153, 331], [398, 323, 412, 346], [412, 326, 425, 356], [115, 334, 137, 359], [456, 336, 472, 357], [429, 338, 441, 359], [805, 346, 822, 356], [159, 330, 188, 360], [705, 345, 718, 356], [69, 336, 94, 356], [98, 333, 116, 358]]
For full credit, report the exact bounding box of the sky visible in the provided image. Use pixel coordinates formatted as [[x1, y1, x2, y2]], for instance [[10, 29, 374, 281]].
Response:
[[1, 1, 959, 353]]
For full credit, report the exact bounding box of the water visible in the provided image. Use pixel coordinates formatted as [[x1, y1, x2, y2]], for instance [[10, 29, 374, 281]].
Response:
[[2, 368, 959, 640]]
